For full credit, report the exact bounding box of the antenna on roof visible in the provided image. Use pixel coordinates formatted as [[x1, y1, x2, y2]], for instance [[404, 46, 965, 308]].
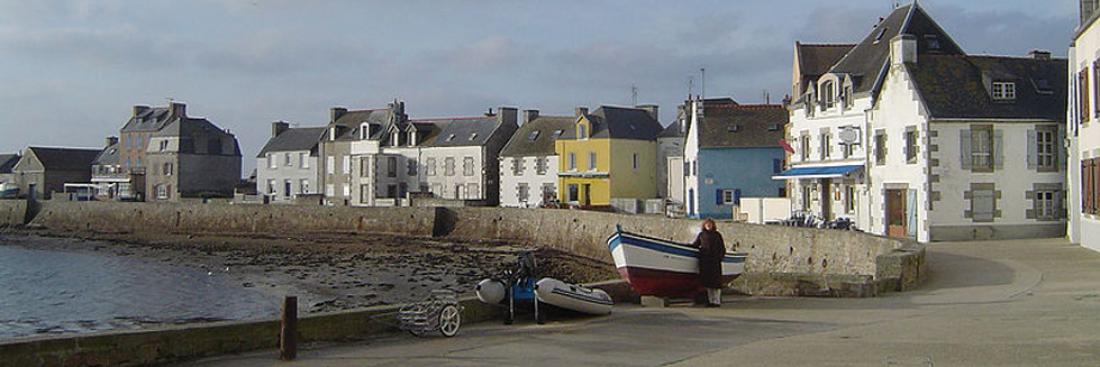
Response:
[[700, 67, 707, 100], [687, 76, 694, 99], [631, 85, 638, 106]]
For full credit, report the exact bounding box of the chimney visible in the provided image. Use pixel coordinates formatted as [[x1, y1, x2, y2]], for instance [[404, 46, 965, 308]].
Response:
[[636, 104, 659, 121], [272, 121, 290, 137], [890, 34, 917, 65], [106, 136, 119, 147], [1030, 49, 1052, 61], [132, 105, 149, 118], [497, 107, 518, 126], [575, 106, 589, 117], [330, 107, 347, 123], [168, 102, 186, 119], [522, 109, 540, 125]]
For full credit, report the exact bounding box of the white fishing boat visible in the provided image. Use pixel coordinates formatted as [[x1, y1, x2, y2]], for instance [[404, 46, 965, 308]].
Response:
[[607, 226, 747, 297]]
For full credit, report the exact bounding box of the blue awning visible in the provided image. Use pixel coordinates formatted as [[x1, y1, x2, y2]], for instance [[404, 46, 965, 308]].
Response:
[[772, 164, 863, 180]]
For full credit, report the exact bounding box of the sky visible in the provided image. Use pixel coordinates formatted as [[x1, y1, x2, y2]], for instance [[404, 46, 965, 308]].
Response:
[[0, 0, 1077, 175]]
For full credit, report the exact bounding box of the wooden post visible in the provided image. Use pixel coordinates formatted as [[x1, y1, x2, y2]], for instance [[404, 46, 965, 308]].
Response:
[[280, 296, 298, 361]]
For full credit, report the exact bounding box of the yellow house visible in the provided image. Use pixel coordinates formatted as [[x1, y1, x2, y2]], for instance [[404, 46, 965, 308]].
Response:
[[555, 106, 662, 207]]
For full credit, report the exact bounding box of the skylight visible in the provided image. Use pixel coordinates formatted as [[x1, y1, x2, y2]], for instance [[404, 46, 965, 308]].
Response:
[[446, 134, 456, 142], [528, 131, 540, 141], [469, 133, 478, 141]]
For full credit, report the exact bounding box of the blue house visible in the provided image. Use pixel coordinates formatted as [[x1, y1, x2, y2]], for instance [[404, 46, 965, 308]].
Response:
[[682, 100, 788, 219]]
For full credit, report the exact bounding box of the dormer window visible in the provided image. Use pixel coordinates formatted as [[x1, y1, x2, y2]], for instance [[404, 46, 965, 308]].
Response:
[[924, 35, 941, 51], [821, 81, 836, 109], [992, 82, 1016, 101], [330, 127, 337, 141], [553, 129, 564, 138], [392, 131, 400, 144], [360, 123, 370, 140], [446, 134, 456, 142], [578, 124, 588, 139], [469, 133, 478, 141], [528, 131, 540, 141], [408, 131, 417, 146]]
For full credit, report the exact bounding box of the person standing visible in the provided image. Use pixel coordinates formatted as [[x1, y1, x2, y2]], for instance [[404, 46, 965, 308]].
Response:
[[691, 218, 726, 307]]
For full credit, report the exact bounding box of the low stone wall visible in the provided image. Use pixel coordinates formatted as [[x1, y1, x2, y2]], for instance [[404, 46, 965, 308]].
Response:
[[29, 200, 436, 237], [0, 280, 635, 367], [0, 200, 27, 227]]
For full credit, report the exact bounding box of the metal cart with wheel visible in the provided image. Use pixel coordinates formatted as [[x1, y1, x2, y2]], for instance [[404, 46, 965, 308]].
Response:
[[397, 289, 463, 337]]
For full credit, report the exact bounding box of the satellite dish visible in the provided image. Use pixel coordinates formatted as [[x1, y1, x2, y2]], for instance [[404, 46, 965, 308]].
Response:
[[838, 126, 860, 145]]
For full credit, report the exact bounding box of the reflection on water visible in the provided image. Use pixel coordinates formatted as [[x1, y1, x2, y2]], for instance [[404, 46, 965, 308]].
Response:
[[0, 242, 278, 340]]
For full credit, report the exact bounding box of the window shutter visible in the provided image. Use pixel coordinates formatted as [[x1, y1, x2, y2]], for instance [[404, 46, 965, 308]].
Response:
[[1085, 160, 1093, 214], [1055, 190, 1065, 219], [993, 130, 1005, 170], [1057, 128, 1066, 170], [960, 130, 972, 170], [734, 189, 742, 206], [716, 189, 724, 205], [1026, 129, 1036, 169]]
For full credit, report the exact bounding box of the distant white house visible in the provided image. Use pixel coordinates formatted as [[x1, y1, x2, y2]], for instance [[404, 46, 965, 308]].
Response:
[[498, 110, 574, 208], [256, 122, 325, 202]]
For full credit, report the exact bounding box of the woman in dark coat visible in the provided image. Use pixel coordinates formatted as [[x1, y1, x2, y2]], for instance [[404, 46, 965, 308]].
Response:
[[691, 218, 726, 307]]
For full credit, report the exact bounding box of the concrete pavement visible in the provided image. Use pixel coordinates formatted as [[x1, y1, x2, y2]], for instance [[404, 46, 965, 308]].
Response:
[[182, 238, 1100, 366]]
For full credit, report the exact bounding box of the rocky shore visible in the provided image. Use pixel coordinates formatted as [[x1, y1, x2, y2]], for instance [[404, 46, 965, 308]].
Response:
[[0, 229, 616, 314]]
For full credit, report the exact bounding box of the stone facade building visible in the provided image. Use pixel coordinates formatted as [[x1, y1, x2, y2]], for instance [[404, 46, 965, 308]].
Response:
[[0, 153, 19, 189], [90, 137, 130, 200], [143, 107, 242, 201], [256, 122, 325, 202], [11, 147, 100, 199], [783, 3, 1067, 242], [319, 102, 407, 206], [498, 110, 574, 208]]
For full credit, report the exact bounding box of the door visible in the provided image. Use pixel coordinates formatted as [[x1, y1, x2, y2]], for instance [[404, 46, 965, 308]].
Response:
[[581, 184, 591, 207], [820, 179, 832, 221], [886, 189, 907, 238], [688, 189, 695, 216]]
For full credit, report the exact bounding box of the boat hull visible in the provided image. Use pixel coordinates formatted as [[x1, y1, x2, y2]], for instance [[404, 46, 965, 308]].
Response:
[[608, 230, 746, 297], [535, 278, 613, 315]]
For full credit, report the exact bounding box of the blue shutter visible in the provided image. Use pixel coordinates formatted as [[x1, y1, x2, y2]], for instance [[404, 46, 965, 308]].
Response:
[[716, 189, 724, 205], [734, 189, 742, 206]]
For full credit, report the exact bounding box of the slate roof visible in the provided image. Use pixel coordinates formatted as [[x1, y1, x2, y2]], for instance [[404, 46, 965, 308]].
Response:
[[797, 43, 855, 78], [415, 116, 505, 147], [154, 118, 243, 156], [93, 144, 120, 166], [0, 154, 19, 174], [330, 109, 401, 142], [256, 127, 326, 158], [585, 106, 663, 141], [828, 4, 963, 95], [499, 115, 576, 157], [697, 105, 788, 149], [657, 120, 685, 139], [121, 107, 174, 132], [908, 54, 1067, 121], [26, 147, 102, 171]]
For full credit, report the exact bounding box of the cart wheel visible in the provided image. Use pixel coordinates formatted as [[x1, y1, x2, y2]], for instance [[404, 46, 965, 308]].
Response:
[[439, 305, 461, 337]]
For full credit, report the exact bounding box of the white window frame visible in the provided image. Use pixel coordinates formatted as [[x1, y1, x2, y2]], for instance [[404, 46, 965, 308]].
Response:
[[300, 179, 309, 194], [1036, 190, 1056, 220], [993, 82, 1016, 100], [342, 155, 351, 174], [326, 156, 335, 174], [284, 153, 292, 167], [721, 189, 736, 205], [325, 184, 335, 197], [269, 154, 277, 169], [588, 151, 597, 171], [300, 153, 309, 169]]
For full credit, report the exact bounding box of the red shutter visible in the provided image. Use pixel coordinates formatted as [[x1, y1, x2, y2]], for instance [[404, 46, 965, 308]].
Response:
[[1084, 160, 1092, 214]]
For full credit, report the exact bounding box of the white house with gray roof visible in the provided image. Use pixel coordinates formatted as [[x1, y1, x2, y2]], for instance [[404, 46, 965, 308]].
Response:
[[498, 110, 574, 208], [256, 122, 325, 202]]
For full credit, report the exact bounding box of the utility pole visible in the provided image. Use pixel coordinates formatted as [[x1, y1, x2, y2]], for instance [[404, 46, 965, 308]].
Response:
[[700, 68, 707, 100], [631, 85, 638, 106]]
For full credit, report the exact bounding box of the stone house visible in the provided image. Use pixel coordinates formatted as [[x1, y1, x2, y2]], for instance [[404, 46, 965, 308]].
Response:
[[683, 101, 788, 219], [90, 137, 131, 200], [144, 111, 242, 201], [319, 101, 407, 206], [783, 3, 1066, 242], [11, 147, 101, 199], [256, 122, 325, 202], [555, 106, 662, 207], [0, 153, 19, 187], [498, 110, 574, 208], [1068, 0, 1100, 252]]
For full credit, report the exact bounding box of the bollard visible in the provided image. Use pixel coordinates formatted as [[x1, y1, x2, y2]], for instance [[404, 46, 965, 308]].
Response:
[[280, 296, 298, 361]]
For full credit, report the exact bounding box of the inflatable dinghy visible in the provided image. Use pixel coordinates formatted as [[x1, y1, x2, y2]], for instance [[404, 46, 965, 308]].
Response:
[[476, 277, 613, 315]]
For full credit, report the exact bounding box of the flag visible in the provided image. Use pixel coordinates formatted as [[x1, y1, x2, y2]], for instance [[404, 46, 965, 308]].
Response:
[[779, 139, 795, 154]]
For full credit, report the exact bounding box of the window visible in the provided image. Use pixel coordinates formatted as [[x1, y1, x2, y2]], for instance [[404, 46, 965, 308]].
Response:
[[568, 152, 577, 171], [1086, 159, 1099, 214], [387, 157, 397, 177], [163, 163, 173, 176], [342, 155, 351, 174], [360, 157, 370, 177], [820, 132, 831, 159], [469, 133, 478, 141], [159, 140, 169, 152], [971, 126, 994, 170], [553, 129, 565, 138], [386, 185, 397, 199], [284, 153, 292, 167], [426, 158, 437, 176], [463, 157, 475, 176], [528, 131, 540, 141], [342, 184, 351, 197], [156, 184, 169, 200], [300, 153, 309, 168], [1080, 68, 1091, 123], [327, 156, 335, 175], [924, 34, 941, 50], [535, 157, 548, 175], [905, 130, 918, 164], [431, 184, 443, 196], [992, 82, 1016, 100], [269, 154, 277, 169], [800, 134, 810, 161], [444, 157, 455, 176], [267, 179, 276, 194], [300, 179, 309, 194], [721, 189, 740, 205], [407, 159, 418, 176], [842, 141, 854, 158], [446, 134, 456, 142], [325, 184, 335, 197], [360, 184, 371, 203], [632, 153, 639, 170], [542, 183, 556, 202], [567, 184, 579, 202], [1035, 191, 1057, 220], [467, 183, 479, 199], [1036, 128, 1056, 171], [511, 157, 523, 176], [874, 133, 886, 165], [284, 180, 292, 197], [773, 159, 783, 174], [1094, 61, 1100, 118], [971, 188, 995, 222], [822, 81, 835, 109], [579, 124, 588, 139], [692, 160, 698, 176], [517, 183, 530, 203], [844, 85, 854, 108]]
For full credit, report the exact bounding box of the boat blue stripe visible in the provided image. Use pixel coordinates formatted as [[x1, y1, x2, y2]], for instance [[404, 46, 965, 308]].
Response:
[[607, 233, 747, 264]]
